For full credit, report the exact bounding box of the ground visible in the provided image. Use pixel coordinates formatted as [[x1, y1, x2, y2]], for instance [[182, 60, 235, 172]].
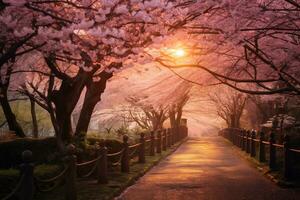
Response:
[[116, 136, 300, 200]]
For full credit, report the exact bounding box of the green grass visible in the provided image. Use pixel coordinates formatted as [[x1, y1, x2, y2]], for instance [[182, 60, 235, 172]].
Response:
[[0, 164, 62, 199], [35, 141, 185, 200]]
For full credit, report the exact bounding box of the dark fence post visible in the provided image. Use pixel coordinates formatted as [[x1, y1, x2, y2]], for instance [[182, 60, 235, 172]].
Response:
[[162, 129, 167, 151], [150, 131, 155, 156], [283, 134, 292, 180], [171, 128, 175, 145], [269, 131, 276, 170], [97, 142, 108, 184], [246, 130, 250, 154], [233, 130, 236, 145], [251, 130, 256, 157], [242, 130, 245, 151], [121, 135, 129, 173], [18, 150, 35, 200], [239, 130, 243, 148], [65, 144, 77, 200], [139, 132, 145, 163], [259, 131, 266, 162], [156, 130, 162, 154], [167, 128, 171, 148]]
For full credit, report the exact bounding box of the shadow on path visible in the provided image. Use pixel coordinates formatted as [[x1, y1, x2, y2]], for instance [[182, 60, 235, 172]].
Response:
[[116, 137, 300, 200]]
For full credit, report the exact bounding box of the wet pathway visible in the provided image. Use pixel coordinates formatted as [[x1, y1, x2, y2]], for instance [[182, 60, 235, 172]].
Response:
[[116, 137, 300, 200]]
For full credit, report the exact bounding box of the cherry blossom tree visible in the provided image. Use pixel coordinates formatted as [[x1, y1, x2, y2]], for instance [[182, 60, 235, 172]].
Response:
[[1, 0, 192, 149], [157, 0, 300, 96]]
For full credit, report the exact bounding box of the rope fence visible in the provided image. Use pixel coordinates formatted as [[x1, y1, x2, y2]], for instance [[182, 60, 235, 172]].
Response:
[[219, 128, 300, 181], [2, 126, 188, 200]]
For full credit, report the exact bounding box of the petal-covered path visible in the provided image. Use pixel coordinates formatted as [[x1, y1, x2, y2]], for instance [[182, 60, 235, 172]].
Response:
[[116, 137, 300, 200]]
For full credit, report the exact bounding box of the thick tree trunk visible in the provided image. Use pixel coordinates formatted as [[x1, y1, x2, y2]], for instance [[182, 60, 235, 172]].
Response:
[[0, 94, 25, 137], [30, 98, 38, 138], [75, 72, 113, 138], [51, 74, 88, 143]]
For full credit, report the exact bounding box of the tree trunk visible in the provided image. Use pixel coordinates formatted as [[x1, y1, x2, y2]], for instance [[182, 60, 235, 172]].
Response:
[[30, 98, 38, 138], [51, 74, 88, 143], [75, 71, 113, 138], [0, 94, 25, 137]]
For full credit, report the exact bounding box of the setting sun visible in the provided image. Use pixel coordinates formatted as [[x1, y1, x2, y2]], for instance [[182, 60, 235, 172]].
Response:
[[174, 48, 185, 57]]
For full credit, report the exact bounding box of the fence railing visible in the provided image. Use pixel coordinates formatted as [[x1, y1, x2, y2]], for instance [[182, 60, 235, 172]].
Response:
[[219, 128, 300, 181], [2, 126, 188, 200]]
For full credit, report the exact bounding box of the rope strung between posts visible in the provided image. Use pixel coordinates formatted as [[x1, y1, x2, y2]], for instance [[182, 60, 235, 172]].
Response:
[[128, 143, 141, 149], [290, 148, 300, 153], [34, 166, 69, 192], [107, 149, 124, 166], [107, 149, 123, 157], [77, 161, 99, 178], [2, 174, 25, 200], [77, 155, 103, 178], [129, 144, 140, 159], [76, 156, 100, 167]]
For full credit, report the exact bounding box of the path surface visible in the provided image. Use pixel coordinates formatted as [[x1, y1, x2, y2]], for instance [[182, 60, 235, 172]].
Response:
[[116, 137, 300, 200]]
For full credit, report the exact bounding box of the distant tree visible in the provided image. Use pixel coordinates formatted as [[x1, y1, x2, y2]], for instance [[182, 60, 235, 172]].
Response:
[[169, 89, 190, 133], [126, 96, 168, 131], [209, 87, 248, 128]]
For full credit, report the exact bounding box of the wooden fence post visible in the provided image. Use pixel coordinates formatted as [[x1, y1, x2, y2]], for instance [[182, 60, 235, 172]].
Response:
[[97, 141, 108, 184], [239, 130, 243, 148], [246, 130, 250, 154], [259, 131, 266, 162], [167, 128, 171, 148], [269, 131, 276, 170], [156, 130, 162, 154], [150, 131, 155, 156], [251, 130, 256, 157], [65, 144, 77, 200], [18, 150, 35, 200], [233, 130, 236, 145], [162, 129, 167, 151], [170, 128, 174, 144], [139, 132, 145, 163], [283, 134, 292, 180], [242, 130, 245, 151], [121, 135, 130, 173]]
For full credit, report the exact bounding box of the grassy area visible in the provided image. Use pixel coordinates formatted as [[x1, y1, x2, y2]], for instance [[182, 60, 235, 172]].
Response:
[[0, 164, 63, 199], [34, 140, 185, 200]]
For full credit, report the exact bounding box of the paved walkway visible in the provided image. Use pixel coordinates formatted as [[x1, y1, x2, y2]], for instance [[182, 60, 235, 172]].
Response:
[[116, 137, 300, 200]]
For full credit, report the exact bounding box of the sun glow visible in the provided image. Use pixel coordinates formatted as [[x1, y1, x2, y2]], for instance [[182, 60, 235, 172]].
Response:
[[173, 48, 185, 57]]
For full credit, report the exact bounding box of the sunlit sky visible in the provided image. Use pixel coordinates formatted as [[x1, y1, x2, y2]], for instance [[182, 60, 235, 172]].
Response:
[[84, 44, 222, 137]]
